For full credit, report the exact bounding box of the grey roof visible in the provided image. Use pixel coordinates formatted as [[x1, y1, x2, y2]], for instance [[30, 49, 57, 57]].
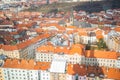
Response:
[[0, 54, 7, 60], [58, 20, 66, 25], [74, 21, 92, 28]]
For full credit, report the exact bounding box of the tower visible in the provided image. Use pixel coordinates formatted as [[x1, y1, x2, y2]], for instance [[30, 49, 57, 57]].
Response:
[[70, 7, 74, 26]]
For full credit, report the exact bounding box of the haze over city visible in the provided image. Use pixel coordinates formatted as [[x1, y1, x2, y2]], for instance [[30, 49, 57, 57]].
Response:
[[0, 0, 120, 80]]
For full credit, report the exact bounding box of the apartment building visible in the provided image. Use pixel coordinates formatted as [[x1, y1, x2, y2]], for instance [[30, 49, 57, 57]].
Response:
[[85, 50, 117, 68], [36, 44, 85, 64], [0, 33, 51, 59], [74, 28, 105, 45], [0, 58, 120, 80], [0, 59, 50, 80], [74, 31, 97, 44], [36, 43, 120, 68], [107, 30, 120, 52]]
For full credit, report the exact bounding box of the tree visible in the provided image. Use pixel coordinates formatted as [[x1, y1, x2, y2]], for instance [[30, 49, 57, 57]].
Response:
[[97, 38, 107, 50]]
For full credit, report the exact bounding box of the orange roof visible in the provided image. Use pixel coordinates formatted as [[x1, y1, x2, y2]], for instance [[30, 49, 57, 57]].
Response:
[[1, 45, 18, 51], [34, 61, 50, 70], [96, 35, 103, 39], [3, 59, 50, 70], [67, 26, 77, 29], [17, 33, 50, 50], [10, 32, 18, 35], [34, 28, 43, 33], [102, 67, 120, 79], [37, 44, 84, 55], [67, 64, 76, 75], [67, 64, 86, 75], [69, 44, 84, 55], [67, 64, 120, 79], [37, 45, 54, 53], [114, 27, 120, 32], [78, 31, 88, 36], [0, 44, 2, 49], [95, 29, 103, 34], [85, 50, 117, 59], [54, 47, 69, 54], [1, 33, 51, 51], [66, 30, 74, 34], [17, 22, 36, 28], [95, 29, 104, 39]]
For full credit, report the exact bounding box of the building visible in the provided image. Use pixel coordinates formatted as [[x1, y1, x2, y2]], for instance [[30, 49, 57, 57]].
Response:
[[0, 33, 51, 59], [0, 59, 50, 80], [107, 30, 120, 52], [0, 58, 120, 80], [85, 50, 117, 68], [35, 44, 85, 64], [36, 43, 120, 68]]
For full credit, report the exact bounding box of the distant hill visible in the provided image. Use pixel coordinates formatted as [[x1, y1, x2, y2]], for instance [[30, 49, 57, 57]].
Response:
[[23, 0, 120, 13], [74, 0, 120, 12]]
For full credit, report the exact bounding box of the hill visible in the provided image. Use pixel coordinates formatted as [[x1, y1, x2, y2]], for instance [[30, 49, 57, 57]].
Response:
[[23, 0, 120, 13]]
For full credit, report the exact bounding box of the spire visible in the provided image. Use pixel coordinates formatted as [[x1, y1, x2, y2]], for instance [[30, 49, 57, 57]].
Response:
[[70, 7, 74, 26]]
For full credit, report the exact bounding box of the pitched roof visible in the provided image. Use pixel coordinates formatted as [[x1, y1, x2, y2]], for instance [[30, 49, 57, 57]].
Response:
[[114, 27, 120, 32], [85, 50, 117, 59], [1, 45, 18, 51], [67, 64, 86, 75], [3, 59, 50, 70], [95, 29, 104, 39], [37, 44, 84, 55], [102, 67, 120, 79], [1, 33, 51, 51]]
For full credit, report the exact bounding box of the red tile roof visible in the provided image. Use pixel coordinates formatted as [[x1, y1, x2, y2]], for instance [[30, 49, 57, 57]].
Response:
[[85, 50, 117, 59], [1, 33, 51, 51], [1, 45, 18, 51], [3, 59, 50, 70], [67, 64, 86, 76], [37, 44, 84, 55]]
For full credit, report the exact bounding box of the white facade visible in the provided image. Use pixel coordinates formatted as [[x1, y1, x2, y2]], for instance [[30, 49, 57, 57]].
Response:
[[66, 74, 76, 80], [78, 75, 87, 80], [36, 52, 53, 62], [74, 33, 97, 45], [2, 68, 51, 80], [106, 31, 120, 52], [116, 57, 120, 68], [80, 36, 97, 44], [3, 68, 28, 80], [36, 52, 85, 65], [85, 57, 116, 68], [28, 70, 39, 80], [36, 51, 119, 68], [40, 70, 50, 80]]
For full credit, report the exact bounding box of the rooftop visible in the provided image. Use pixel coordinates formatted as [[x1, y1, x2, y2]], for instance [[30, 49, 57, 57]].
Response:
[[3, 59, 50, 70]]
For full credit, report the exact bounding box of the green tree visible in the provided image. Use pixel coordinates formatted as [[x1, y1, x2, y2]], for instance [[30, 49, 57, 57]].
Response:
[[97, 38, 107, 50]]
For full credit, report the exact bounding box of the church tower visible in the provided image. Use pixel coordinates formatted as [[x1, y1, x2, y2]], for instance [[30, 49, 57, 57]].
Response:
[[70, 7, 74, 26]]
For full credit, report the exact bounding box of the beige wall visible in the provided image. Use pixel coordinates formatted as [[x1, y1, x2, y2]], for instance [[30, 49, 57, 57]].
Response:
[[58, 73, 66, 80], [0, 68, 4, 80]]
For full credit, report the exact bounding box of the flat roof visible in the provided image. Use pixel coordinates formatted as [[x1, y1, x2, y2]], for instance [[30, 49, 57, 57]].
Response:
[[50, 58, 66, 73]]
